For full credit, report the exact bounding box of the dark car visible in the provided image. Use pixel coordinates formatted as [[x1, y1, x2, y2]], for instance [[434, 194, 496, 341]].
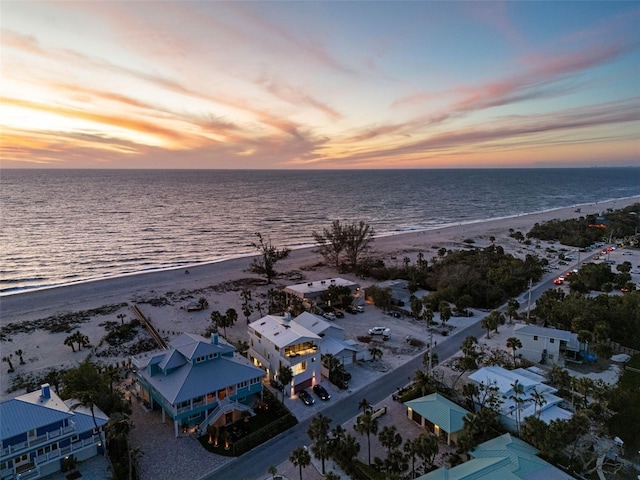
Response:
[[345, 306, 356, 314], [334, 310, 344, 318], [270, 379, 284, 391], [299, 389, 315, 405], [313, 384, 331, 401], [332, 378, 349, 390]]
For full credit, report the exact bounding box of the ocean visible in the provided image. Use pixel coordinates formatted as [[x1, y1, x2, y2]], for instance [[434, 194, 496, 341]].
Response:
[[1, 168, 639, 294]]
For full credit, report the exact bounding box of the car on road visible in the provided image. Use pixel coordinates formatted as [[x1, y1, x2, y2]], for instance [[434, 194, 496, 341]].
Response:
[[313, 384, 331, 401], [355, 305, 365, 313], [299, 389, 315, 405], [553, 278, 563, 285], [369, 326, 391, 336], [388, 311, 401, 318]]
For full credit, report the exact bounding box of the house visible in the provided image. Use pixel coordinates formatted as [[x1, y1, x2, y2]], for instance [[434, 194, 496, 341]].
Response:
[[0, 384, 109, 480], [293, 311, 364, 365], [370, 279, 429, 308], [514, 324, 580, 365], [131, 332, 264, 437], [417, 433, 575, 480], [284, 278, 361, 308], [404, 393, 471, 445], [247, 313, 322, 395], [468, 366, 572, 432]]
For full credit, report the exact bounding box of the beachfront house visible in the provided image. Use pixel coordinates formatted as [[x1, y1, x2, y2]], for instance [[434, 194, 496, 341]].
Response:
[[417, 433, 575, 480], [0, 384, 109, 480], [284, 277, 361, 310], [248, 313, 322, 395], [370, 279, 429, 309], [514, 324, 580, 365], [131, 332, 264, 438], [405, 393, 471, 445], [468, 366, 572, 432]]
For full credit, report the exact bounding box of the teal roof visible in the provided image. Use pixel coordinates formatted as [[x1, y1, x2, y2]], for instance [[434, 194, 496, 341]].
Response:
[[405, 393, 470, 434], [417, 434, 575, 480]]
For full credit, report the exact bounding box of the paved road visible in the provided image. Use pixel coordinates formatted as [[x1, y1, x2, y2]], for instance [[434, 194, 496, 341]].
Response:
[[199, 247, 605, 480]]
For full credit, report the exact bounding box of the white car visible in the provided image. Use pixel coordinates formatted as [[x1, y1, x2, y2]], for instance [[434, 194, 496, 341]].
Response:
[[323, 312, 336, 321], [356, 305, 365, 313], [369, 326, 390, 336]]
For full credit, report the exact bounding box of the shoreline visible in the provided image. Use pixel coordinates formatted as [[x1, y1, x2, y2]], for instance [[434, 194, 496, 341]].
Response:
[[1, 195, 638, 326], [2, 195, 639, 299]]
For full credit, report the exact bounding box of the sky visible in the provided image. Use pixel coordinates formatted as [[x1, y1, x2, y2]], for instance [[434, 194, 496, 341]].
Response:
[[1, 1, 639, 169]]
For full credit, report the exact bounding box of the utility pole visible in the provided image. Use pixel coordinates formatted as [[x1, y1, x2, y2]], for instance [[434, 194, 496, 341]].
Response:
[[427, 332, 434, 376], [526, 278, 532, 323]]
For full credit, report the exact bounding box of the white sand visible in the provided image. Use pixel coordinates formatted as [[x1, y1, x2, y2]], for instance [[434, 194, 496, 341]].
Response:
[[1, 196, 639, 401]]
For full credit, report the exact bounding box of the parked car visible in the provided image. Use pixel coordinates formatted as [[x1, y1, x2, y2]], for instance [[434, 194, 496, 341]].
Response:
[[323, 312, 337, 321], [313, 384, 331, 401], [355, 305, 365, 313], [334, 310, 344, 318], [369, 326, 390, 336], [345, 306, 357, 314], [331, 377, 349, 390], [299, 389, 315, 405], [388, 311, 401, 318]]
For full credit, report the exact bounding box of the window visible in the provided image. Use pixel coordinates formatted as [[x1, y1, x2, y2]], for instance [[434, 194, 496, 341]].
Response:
[[291, 361, 307, 375], [533, 336, 538, 341], [550, 338, 555, 343], [312, 357, 316, 362]]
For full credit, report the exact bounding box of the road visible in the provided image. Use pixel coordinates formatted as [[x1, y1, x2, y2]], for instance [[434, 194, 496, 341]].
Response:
[[200, 247, 604, 480]]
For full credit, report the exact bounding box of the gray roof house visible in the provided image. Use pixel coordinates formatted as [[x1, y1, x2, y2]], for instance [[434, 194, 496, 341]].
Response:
[[514, 324, 580, 365], [132, 332, 264, 437], [0, 384, 109, 480]]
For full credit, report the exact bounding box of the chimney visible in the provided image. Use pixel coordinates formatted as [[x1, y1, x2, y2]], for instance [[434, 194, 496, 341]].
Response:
[[283, 312, 291, 323], [41, 383, 51, 399], [212, 333, 219, 345]]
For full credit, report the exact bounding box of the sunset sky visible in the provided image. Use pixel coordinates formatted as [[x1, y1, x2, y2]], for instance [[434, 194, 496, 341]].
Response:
[[2, 1, 639, 169]]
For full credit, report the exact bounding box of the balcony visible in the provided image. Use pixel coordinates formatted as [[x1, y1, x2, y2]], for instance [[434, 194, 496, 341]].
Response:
[[1, 425, 77, 459], [284, 343, 318, 358]]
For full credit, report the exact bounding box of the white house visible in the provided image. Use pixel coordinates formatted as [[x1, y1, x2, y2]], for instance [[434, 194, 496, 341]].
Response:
[[247, 313, 322, 395], [468, 366, 572, 432], [514, 324, 580, 365]]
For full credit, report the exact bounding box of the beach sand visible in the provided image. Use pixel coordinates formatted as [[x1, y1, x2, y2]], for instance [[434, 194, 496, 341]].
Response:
[[1, 196, 639, 480]]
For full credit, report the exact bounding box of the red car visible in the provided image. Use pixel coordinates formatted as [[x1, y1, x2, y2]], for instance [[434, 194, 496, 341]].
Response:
[[553, 278, 563, 285]]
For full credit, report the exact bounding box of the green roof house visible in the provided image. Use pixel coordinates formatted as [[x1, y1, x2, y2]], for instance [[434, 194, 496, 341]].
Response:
[[404, 393, 470, 445], [417, 433, 575, 480]]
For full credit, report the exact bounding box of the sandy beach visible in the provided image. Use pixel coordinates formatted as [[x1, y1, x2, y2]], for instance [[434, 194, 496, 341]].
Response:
[[2, 196, 639, 398]]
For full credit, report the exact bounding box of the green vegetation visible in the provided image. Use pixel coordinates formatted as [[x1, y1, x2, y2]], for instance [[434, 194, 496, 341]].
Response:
[[527, 203, 640, 247], [608, 354, 640, 454], [249, 232, 291, 284], [313, 219, 376, 271]]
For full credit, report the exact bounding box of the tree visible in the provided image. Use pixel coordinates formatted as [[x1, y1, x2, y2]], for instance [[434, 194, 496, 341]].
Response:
[[254, 300, 266, 317], [506, 337, 522, 367], [354, 411, 378, 465], [218, 308, 238, 338], [530, 387, 547, 419], [379, 425, 402, 460], [14, 349, 25, 365], [308, 414, 331, 474], [267, 465, 278, 480], [506, 298, 519, 324], [312, 220, 349, 270], [358, 398, 371, 413], [250, 232, 290, 284], [481, 310, 503, 338], [289, 446, 311, 480], [369, 346, 383, 361], [64, 335, 76, 352], [117, 313, 127, 325], [2, 354, 14, 373], [415, 431, 439, 468], [210, 310, 223, 333], [278, 365, 293, 402], [423, 306, 434, 326], [403, 438, 420, 479], [414, 369, 432, 397], [344, 220, 375, 269], [439, 301, 452, 327], [198, 297, 208, 310], [410, 296, 423, 319], [510, 380, 525, 434]]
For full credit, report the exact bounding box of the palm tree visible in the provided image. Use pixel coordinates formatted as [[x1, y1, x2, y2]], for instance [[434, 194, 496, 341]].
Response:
[[324, 472, 341, 480], [509, 380, 525, 434], [267, 465, 278, 480], [358, 398, 371, 413], [414, 369, 432, 396], [289, 446, 311, 480], [354, 411, 378, 465], [117, 313, 127, 325], [254, 300, 266, 317], [278, 365, 293, 402], [2, 354, 14, 373], [423, 307, 434, 326], [197, 297, 208, 310], [506, 337, 522, 367], [506, 298, 519, 324], [530, 387, 547, 419], [14, 349, 25, 365], [379, 425, 402, 460], [439, 301, 451, 327], [369, 346, 383, 361], [308, 413, 331, 474], [64, 335, 77, 352], [403, 438, 420, 479], [416, 431, 439, 468], [220, 308, 238, 338]]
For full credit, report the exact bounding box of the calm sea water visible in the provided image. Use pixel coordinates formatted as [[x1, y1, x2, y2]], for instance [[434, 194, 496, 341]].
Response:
[[2, 168, 639, 294]]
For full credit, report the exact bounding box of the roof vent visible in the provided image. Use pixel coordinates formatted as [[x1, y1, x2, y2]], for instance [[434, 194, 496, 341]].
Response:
[[308, 283, 313, 286]]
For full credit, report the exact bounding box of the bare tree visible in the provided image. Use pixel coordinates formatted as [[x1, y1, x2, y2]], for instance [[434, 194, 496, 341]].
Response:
[[249, 232, 290, 284]]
